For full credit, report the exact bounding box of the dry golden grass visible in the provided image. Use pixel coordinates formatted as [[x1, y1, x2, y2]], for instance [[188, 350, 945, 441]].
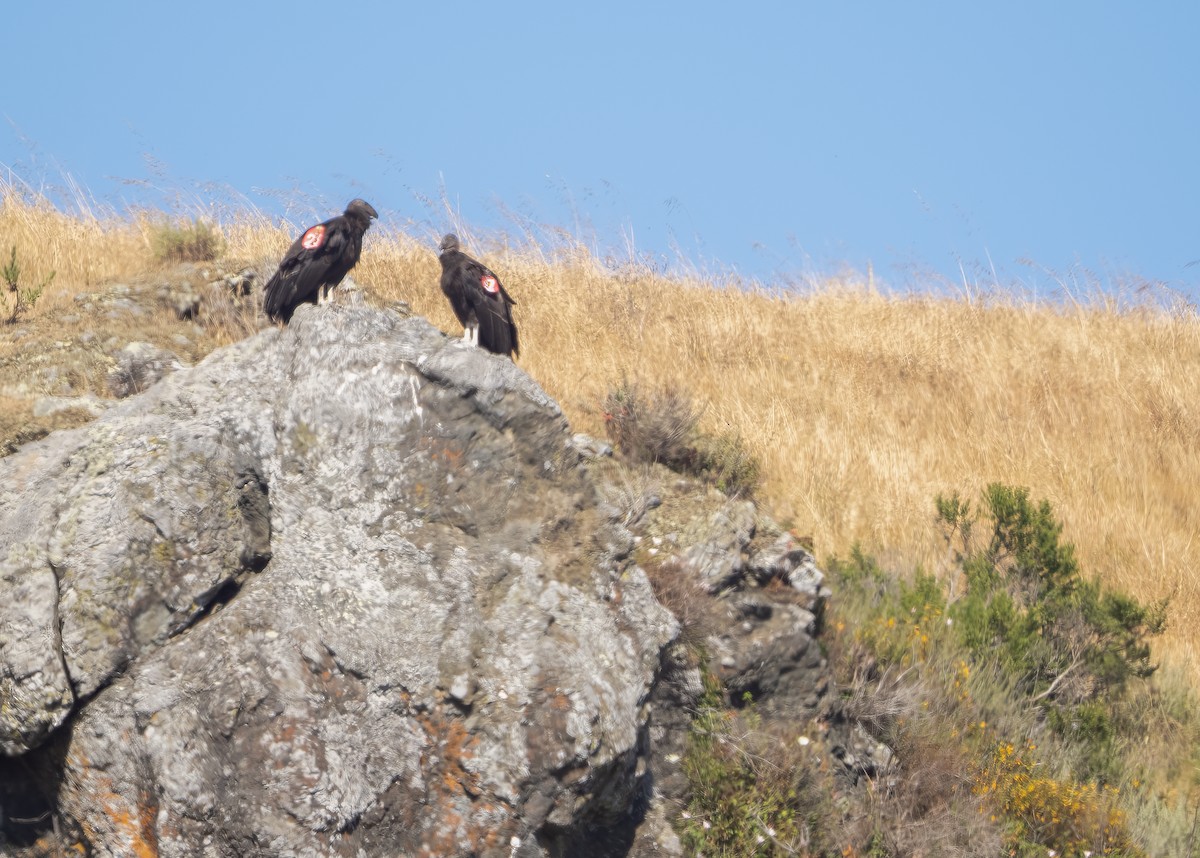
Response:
[[4, 190, 1199, 676], [357, 232, 1200, 678], [0, 194, 154, 291]]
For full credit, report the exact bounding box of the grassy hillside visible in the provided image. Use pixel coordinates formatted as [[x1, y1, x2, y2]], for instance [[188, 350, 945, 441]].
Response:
[[4, 190, 1195, 674], [374, 224, 1200, 679], [4, 188, 1200, 854]]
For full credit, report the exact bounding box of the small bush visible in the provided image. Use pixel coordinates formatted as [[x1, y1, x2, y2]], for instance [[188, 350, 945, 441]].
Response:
[[598, 464, 661, 528], [940, 484, 1167, 780], [602, 379, 761, 495], [151, 219, 223, 263], [641, 555, 713, 647], [838, 660, 923, 740], [827, 497, 1183, 857], [602, 379, 701, 468], [2, 245, 53, 323], [691, 429, 761, 497], [973, 740, 1144, 857]]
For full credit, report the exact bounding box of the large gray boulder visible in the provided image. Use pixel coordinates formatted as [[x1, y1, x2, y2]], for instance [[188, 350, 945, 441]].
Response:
[[0, 306, 677, 857]]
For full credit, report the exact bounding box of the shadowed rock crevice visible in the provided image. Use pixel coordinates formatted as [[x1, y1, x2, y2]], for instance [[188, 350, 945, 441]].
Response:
[[185, 576, 242, 630], [235, 459, 272, 570], [0, 726, 87, 854]]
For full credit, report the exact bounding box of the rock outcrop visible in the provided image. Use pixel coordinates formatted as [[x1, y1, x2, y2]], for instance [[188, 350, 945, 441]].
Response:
[[1, 305, 681, 857], [0, 301, 836, 857]]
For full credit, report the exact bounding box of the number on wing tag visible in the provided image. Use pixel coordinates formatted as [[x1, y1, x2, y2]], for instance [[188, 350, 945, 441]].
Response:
[[301, 225, 326, 250]]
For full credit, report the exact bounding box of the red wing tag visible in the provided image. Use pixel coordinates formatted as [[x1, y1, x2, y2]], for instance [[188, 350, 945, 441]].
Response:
[[301, 225, 326, 250], [480, 275, 499, 294]]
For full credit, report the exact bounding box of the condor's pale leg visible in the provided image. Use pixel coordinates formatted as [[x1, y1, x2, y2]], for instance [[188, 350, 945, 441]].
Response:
[[461, 313, 480, 347]]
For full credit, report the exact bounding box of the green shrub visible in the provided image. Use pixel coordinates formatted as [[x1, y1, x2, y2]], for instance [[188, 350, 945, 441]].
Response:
[[2, 245, 53, 323], [939, 484, 1168, 782], [691, 429, 761, 496], [828, 488, 1188, 854], [940, 484, 1166, 706], [151, 218, 223, 263]]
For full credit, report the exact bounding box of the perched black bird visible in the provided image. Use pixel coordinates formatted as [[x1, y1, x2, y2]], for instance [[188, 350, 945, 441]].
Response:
[[263, 199, 378, 323], [437, 234, 519, 358]]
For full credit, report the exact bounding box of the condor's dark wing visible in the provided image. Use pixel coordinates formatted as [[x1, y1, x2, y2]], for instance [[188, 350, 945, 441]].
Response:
[[438, 249, 475, 329], [263, 216, 358, 323], [462, 258, 519, 358]]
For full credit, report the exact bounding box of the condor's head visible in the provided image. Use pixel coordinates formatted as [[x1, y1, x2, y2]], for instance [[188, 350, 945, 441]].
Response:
[[439, 233, 461, 256], [345, 199, 379, 229]]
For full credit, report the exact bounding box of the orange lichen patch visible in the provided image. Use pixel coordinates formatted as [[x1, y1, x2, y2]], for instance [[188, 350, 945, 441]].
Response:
[[274, 721, 298, 744], [136, 789, 158, 857], [407, 708, 522, 856], [28, 834, 88, 857], [418, 713, 481, 798], [429, 442, 465, 468], [69, 757, 159, 858], [413, 806, 515, 858], [549, 690, 571, 712], [104, 804, 158, 858]]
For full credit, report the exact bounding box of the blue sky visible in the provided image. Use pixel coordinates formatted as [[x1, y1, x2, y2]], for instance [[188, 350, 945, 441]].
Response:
[[4, 3, 1198, 299]]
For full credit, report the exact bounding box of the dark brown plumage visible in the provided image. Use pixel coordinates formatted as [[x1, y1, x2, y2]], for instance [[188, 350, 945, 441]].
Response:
[[263, 199, 378, 323], [437, 234, 519, 358]]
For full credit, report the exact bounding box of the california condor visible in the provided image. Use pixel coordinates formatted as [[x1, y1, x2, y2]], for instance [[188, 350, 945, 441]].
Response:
[[437, 233, 519, 358], [263, 199, 378, 323]]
